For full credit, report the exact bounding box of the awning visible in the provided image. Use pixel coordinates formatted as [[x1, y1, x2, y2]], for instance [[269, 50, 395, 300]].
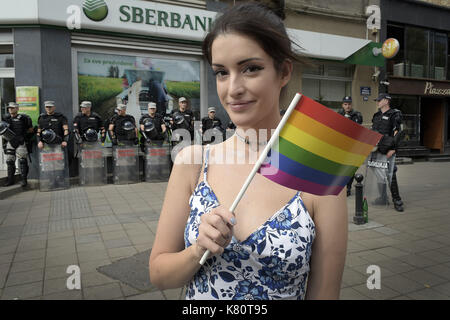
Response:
[[287, 28, 371, 61]]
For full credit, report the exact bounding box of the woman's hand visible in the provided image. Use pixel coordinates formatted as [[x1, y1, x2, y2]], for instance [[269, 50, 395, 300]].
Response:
[[195, 206, 236, 257]]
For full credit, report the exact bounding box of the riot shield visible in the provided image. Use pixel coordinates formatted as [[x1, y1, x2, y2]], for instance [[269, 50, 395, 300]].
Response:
[[39, 144, 70, 191], [363, 151, 393, 207], [79, 142, 107, 186], [144, 142, 171, 182], [112, 142, 139, 184]]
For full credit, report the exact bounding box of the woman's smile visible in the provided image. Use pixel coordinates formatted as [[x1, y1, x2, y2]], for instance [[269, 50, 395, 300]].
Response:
[[227, 100, 256, 112]]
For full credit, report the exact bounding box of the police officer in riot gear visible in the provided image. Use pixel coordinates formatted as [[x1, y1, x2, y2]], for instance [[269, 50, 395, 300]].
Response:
[[338, 96, 363, 124], [73, 101, 105, 144], [338, 96, 363, 196], [171, 97, 194, 141], [108, 103, 138, 145], [37, 101, 69, 149], [1, 102, 33, 187], [371, 93, 404, 212], [201, 107, 223, 144], [140, 102, 166, 148]]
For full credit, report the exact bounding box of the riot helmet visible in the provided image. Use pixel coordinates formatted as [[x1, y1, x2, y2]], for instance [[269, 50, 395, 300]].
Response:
[[123, 121, 135, 131], [0, 121, 16, 141], [0, 121, 9, 135], [143, 119, 155, 133], [41, 129, 57, 144], [142, 118, 158, 140], [84, 128, 98, 142], [173, 113, 185, 125]]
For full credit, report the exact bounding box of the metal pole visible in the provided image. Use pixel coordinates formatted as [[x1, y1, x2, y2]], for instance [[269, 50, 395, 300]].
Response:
[[353, 174, 365, 225]]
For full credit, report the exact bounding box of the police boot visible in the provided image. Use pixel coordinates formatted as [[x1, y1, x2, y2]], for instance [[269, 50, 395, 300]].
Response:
[[5, 160, 16, 187], [372, 183, 389, 205], [18, 158, 29, 187], [390, 173, 404, 212]]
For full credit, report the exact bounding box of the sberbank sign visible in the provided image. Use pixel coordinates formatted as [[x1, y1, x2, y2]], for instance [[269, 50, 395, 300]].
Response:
[[118, 5, 213, 32]]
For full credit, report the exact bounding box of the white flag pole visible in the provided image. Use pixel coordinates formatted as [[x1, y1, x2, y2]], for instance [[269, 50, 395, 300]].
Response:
[[199, 93, 302, 265]]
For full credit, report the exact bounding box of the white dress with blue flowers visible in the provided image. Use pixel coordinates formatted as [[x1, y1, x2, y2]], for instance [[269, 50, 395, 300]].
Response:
[[184, 145, 316, 300]]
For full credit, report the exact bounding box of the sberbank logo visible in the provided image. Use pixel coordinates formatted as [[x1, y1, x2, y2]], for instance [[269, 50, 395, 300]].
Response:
[[83, 0, 109, 22]]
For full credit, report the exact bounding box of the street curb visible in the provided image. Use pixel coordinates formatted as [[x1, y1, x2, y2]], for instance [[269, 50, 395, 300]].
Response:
[[396, 157, 413, 165]]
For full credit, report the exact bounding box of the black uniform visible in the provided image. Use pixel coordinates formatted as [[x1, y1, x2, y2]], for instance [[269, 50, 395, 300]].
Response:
[[171, 109, 194, 140], [201, 116, 223, 144], [338, 109, 363, 195], [1, 113, 33, 186], [110, 114, 137, 144], [140, 113, 165, 144], [338, 109, 363, 124], [201, 117, 222, 132], [1, 113, 33, 148], [73, 112, 104, 142], [371, 107, 404, 211], [371, 108, 402, 150], [37, 112, 68, 145]]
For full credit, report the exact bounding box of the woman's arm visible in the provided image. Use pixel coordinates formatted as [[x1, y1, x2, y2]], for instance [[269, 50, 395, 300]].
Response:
[[149, 145, 204, 290], [305, 189, 348, 299]]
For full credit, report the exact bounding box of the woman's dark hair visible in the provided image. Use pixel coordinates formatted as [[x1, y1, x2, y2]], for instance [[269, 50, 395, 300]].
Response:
[[202, 2, 300, 72]]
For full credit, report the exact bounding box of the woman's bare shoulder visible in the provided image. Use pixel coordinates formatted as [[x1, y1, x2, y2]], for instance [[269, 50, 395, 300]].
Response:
[[170, 144, 205, 192], [300, 190, 347, 221]]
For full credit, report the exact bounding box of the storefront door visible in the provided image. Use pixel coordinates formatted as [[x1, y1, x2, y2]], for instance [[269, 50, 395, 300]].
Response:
[[421, 97, 445, 153]]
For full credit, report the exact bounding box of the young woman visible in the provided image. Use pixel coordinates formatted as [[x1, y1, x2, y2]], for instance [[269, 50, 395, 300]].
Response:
[[149, 2, 348, 300]]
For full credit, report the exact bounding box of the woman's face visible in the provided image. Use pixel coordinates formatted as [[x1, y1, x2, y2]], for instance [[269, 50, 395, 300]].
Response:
[[211, 33, 291, 131]]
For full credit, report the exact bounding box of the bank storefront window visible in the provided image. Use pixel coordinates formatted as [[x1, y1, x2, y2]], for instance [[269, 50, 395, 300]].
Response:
[[76, 51, 201, 122], [391, 95, 420, 146], [302, 62, 352, 110]]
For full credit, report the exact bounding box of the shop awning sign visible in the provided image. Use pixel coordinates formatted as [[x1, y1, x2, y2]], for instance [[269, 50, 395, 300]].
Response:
[[0, 0, 218, 42]]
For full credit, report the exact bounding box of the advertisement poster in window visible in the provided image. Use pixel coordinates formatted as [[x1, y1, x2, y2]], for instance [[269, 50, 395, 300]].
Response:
[[77, 52, 201, 124], [16, 86, 40, 125]]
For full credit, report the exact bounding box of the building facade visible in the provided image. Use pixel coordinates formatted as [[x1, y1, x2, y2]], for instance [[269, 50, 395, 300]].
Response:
[[380, 0, 450, 156], [0, 0, 217, 174], [3, 0, 442, 176]]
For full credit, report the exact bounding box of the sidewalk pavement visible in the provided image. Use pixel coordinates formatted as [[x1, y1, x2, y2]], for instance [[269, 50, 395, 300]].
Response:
[[1, 161, 450, 300]]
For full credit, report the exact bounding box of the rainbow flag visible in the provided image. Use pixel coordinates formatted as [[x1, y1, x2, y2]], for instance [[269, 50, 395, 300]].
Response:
[[259, 94, 382, 196]]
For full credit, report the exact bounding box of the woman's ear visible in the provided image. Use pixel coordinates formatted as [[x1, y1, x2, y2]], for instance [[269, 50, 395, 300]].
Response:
[[280, 59, 293, 88]]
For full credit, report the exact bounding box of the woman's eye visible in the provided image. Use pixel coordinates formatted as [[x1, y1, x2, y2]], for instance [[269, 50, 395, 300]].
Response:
[[244, 65, 263, 74], [213, 70, 227, 78]]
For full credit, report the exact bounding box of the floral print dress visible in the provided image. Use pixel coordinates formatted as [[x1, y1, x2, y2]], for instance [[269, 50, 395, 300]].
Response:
[[184, 145, 316, 300]]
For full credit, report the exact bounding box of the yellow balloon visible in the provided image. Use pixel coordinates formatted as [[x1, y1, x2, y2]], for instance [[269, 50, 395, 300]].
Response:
[[382, 38, 400, 59]]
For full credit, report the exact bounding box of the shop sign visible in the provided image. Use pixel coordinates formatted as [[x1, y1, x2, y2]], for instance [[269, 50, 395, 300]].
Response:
[[424, 82, 450, 96], [389, 78, 450, 96], [37, 0, 218, 42]]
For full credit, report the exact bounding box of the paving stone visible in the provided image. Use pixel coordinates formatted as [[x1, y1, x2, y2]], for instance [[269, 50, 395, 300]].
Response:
[[81, 271, 119, 288], [42, 290, 82, 300], [78, 250, 109, 263], [9, 259, 45, 274], [353, 283, 401, 300], [382, 274, 425, 294], [104, 238, 133, 249], [43, 277, 72, 296], [45, 253, 78, 268], [432, 282, 450, 297], [75, 233, 102, 244], [339, 287, 370, 300], [401, 269, 448, 287], [126, 290, 165, 300], [1, 281, 43, 300], [84, 283, 124, 300], [406, 288, 450, 300], [13, 249, 46, 263]]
